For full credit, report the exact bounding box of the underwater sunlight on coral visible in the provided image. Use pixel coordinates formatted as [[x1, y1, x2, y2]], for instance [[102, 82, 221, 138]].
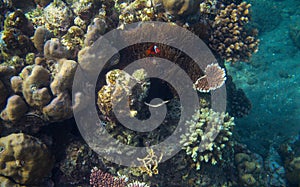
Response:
[[0, 0, 299, 186]]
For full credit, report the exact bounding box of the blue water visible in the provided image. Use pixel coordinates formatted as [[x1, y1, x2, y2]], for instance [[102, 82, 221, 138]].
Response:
[[227, 0, 300, 155]]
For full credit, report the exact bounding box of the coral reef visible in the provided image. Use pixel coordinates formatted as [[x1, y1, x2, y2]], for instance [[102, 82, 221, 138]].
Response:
[[90, 167, 127, 187], [279, 137, 300, 186], [21, 65, 51, 108], [226, 76, 252, 118], [235, 152, 266, 186], [209, 2, 259, 63], [59, 140, 103, 184], [50, 58, 77, 95], [137, 148, 163, 177], [97, 69, 150, 120], [194, 62, 226, 93], [44, 38, 70, 59], [33, 26, 53, 53], [180, 108, 234, 170], [0, 0, 267, 186], [1, 10, 35, 57], [0, 95, 28, 121], [118, 0, 156, 25], [162, 0, 201, 17], [44, 0, 74, 35], [0, 133, 54, 185]]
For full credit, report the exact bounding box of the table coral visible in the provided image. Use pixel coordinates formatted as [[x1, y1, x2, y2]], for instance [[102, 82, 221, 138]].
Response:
[[0, 133, 54, 185]]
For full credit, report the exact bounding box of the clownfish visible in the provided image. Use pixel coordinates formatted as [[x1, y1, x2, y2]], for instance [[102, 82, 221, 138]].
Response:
[[146, 44, 161, 56]]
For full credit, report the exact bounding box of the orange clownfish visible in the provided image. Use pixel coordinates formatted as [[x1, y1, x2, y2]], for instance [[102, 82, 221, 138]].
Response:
[[146, 44, 161, 56]]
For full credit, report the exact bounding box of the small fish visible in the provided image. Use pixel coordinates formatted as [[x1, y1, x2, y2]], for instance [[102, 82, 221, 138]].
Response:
[[146, 44, 161, 56]]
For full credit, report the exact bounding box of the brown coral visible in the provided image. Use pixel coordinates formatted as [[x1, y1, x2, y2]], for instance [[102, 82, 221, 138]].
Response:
[[89, 167, 127, 187], [194, 63, 226, 92], [209, 2, 259, 63], [0, 133, 54, 185]]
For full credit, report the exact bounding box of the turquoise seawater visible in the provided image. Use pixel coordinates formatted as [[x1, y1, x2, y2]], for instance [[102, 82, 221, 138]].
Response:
[[227, 0, 300, 156]]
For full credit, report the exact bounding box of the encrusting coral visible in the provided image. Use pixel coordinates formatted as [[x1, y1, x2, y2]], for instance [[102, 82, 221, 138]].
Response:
[[0, 133, 54, 185]]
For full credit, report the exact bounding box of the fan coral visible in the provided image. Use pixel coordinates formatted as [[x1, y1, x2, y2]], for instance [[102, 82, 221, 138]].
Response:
[[180, 108, 234, 170], [194, 62, 226, 92], [209, 2, 259, 63]]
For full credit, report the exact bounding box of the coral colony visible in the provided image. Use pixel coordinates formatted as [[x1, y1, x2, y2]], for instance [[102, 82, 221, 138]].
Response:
[[0, 0, 298, 187]]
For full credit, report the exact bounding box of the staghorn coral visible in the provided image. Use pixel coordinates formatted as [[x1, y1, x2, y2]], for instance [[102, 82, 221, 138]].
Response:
[[180, 108, 234, 170], [0, 95, 28, 121], [209, 2, 259, 63], [0, 133, 54, 185]]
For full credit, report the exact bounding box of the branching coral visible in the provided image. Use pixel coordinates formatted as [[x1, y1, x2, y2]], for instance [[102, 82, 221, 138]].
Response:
[[137, 148, 163, 177], [209, 2, 259, 63], [180, 108, 234, 170]]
